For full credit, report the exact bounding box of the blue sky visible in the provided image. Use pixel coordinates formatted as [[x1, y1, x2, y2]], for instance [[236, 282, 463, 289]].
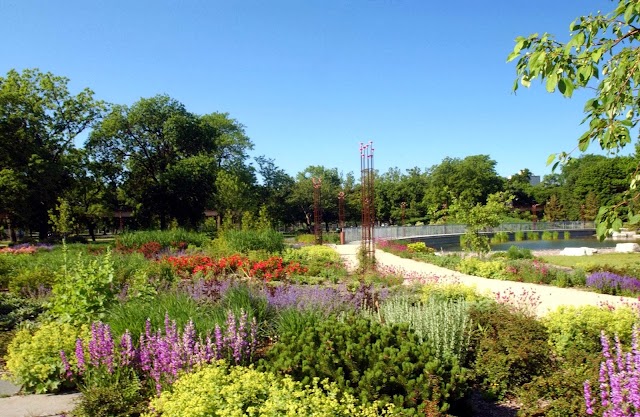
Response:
[[1, 0, 620, 180]]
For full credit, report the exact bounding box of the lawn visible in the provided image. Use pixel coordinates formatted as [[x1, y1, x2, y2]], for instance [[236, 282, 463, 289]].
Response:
[[541, 252, 640, 272]]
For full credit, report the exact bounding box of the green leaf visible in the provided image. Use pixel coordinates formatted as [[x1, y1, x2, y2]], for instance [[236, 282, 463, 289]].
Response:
[[546, 153, 557, 165], [612, 218, 623, 232], [629, 214, 640, 225], [546, 73, 558, 93], [596, 222, 608, 240]]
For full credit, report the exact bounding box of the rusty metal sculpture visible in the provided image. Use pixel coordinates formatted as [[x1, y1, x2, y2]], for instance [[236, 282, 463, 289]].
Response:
[[338, 191, 345, 230], [360, 142, 375, 266], [312, 177, 322, 245]]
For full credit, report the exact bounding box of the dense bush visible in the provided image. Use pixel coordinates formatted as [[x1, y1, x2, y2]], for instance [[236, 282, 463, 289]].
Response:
[[261, 314, 469, 414], [406, 242, 435, 254], [457, 258, 507, 279], [6, 321, 89, 393], [48, 247, 116, 323], [115, 229, 208, 252], [221, 228, 284, 253], [146, 362, 395, 417], [421, 283, 489, 304], [8, 267, 56, 296], [518, 349, 601, 417], [365, 296, 472, 364], [74, 373, 147, 417], [543, 305, 640, 356], [469, 303, 551, 400]]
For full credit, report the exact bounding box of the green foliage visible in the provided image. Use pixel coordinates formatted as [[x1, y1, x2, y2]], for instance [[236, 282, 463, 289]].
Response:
[[261, 314, 469, 413], [6, 321, 89, 393], [518, 349, 601, 417], [412, 252, 462, 270], [543, 305, 640, 356], [74, 371, 147, 417], [0, 293, 45, 331], [115, 229, 209, 250], [457, 258, 507, 279], [48, 197, 76, 238], [421, 283, 489, 304], [514, 230, 525, 241], [295, 233, 316, 244], [506, 245, 533, 260], [364, 296, 472, 365], [8, 267, 57, 296], [451, 191, 513, 255], [283, 245, 341, 264], [406, 241, 435, 254], [508, 0, 640, 238], [221, 228, 284, 253], [490, 231, 509, 244], [563, 231, 571, 240], [469, 304, 551, 400], [48, 245, 116, 323], [145, 362, 395, 417], [526, 231, 539, 240]]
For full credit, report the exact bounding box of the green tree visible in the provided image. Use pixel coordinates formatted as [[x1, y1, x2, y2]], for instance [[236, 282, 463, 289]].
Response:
[[288, 166, 343, 232], [509, 0, 640, 237], [450, 192, 513, 256], [255, 156, 296, 227], [422, 155, 504, 219], [0, 69, 105, 238], [543, 195, 565, 222], [87, 95, 253, 229]]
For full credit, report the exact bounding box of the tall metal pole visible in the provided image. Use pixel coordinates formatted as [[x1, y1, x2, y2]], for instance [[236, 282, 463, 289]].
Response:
[[360, 142, 375, 266], [338, 192, 345, 229], [400, 201, 406, 237], [312, 177, 323, 245]]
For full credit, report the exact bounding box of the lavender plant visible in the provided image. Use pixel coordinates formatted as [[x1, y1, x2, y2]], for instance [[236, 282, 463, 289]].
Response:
[[584, 327, 640, 416], [62, 311, 258, 395], [587, 272, 640, 295]]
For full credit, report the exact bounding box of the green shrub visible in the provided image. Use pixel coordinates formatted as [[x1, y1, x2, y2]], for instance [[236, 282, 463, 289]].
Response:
[[48, 246, 116, 323], [283, 245, 341, 264], [222, 228, 284, 253], [505, 245, 533, 260], [543, 305, 640, 356], [261, 314, 469, 414], [0, 293, 45, 331], [563, 231, 571, 240], [514, 231, 525, 241], [6, 321, 89, 393], [407, 242, 435, 254], [457, 258, 507, 279], [365, 296, 472, 364], [518, 349, 601, 417], [526, 231, 540, 240], [416, 253, 462, 270], [469, 303, 551, 400], [8, 267, 57, 296], [541, 230, 553, 240], [490, 231, 509, 244], [115, 229, 209, 251], [74, 371, 147, 417], [295, 234, 316, 244], [421, 283, 489, 304], [145, 362, 394, 417]]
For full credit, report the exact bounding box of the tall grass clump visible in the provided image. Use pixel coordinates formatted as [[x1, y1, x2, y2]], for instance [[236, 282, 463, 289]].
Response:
[[491, 231, 509, 244], [564, 231, 571, 240], [515, 230, 525, 241], [221, 229, 284, 254], [364, 295, 472, 364], [526, 231, 540, 241], [115, 229, 209, 251]]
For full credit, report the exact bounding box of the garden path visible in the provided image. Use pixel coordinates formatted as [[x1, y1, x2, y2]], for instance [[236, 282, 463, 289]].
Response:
[[330, 242, 639, 317]]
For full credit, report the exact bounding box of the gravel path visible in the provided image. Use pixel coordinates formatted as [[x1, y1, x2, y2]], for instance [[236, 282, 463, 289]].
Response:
[[331, 243, 638, 317]]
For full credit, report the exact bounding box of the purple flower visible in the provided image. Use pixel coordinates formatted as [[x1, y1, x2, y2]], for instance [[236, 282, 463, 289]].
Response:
[[587, 272, 640, 294], [75, 338, 85, 374], [60, 350, 72, 379]]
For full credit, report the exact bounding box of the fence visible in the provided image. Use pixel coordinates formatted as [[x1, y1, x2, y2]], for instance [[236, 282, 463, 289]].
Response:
[[342, 221, 595, 243]]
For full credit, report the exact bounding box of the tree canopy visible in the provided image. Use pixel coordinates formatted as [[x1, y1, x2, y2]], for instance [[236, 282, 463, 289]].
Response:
[[509, 0, 640, 237]]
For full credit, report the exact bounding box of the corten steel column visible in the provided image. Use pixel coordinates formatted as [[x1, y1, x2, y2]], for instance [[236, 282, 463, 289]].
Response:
[[338, 191, 345, 244], [312, 177, 322, 245], [360, 141, 375, 264], [400, 202, 406, 237], [532, 204, 538, 230]]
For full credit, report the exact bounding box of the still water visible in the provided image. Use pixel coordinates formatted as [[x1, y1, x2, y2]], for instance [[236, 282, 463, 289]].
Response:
[[442, 238, 630, 252]]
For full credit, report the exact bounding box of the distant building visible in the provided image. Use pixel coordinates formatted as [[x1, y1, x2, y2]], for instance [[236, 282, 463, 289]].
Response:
[[529, 175, 540, 186]]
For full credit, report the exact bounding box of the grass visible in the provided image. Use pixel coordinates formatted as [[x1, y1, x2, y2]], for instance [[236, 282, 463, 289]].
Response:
[[541, 253, 640, 270]]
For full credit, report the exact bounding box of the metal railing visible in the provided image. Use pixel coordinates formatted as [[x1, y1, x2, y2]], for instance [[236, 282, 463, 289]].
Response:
[[342, 221, 595, 243]]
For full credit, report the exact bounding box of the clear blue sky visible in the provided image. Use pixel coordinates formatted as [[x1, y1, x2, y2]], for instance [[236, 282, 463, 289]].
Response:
[[1, 0, 619, 180]]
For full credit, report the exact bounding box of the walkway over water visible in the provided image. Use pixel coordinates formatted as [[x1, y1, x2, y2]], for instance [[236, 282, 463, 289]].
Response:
[[342, 221, 596, 244]]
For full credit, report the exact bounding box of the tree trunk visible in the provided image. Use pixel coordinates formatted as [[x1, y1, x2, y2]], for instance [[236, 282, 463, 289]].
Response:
[[88, 223, 96, 242]]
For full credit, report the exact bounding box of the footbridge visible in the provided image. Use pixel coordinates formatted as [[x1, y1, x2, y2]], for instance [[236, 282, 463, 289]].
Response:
[[342, 221, 596, 246]]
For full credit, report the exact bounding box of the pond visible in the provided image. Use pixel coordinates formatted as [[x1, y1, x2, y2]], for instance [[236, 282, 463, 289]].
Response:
[[441, 237, 634, 252]]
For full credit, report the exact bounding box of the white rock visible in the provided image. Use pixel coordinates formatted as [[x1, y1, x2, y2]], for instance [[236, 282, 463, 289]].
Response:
[[615, 243, 640, 253], [559, 247, 599, 256]]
